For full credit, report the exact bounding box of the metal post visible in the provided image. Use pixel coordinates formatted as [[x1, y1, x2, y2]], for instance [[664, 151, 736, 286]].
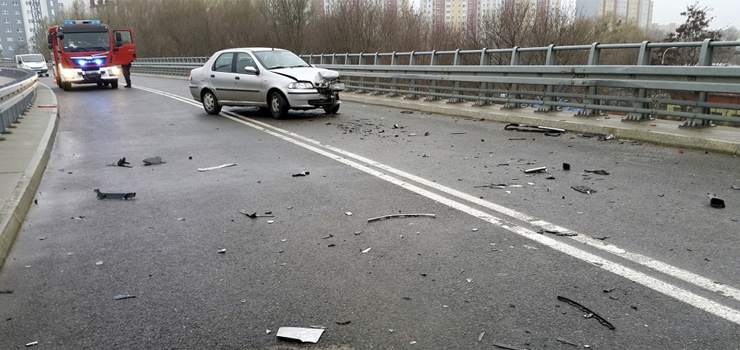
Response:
[[578, 42, 601, 117], [683, 39, 714, 127], [537, 44, 557, 113], [387, 51, 400, 97], [405, 51, 419, 100], [425, 50, 439, 102], [475, 48, 491, 107], [624, 41, 652, 122], [503, 47, 522, 109], [371, 52, 383, 95], [448, 49, 463, 104]]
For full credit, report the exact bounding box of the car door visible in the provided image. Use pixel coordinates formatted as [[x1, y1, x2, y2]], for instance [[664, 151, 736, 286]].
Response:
[[208, 52, 237, 102], [232, 52, 263, 105]]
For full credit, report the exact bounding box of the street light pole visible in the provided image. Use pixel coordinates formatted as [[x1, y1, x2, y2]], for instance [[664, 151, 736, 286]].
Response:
[[661, 47, 677, 65]]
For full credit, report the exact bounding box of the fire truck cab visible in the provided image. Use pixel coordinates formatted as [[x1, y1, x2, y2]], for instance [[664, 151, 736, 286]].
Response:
[[47, 20, 135, 91]]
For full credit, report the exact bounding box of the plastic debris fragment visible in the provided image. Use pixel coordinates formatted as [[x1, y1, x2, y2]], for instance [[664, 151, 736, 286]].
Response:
[[584, 169, 609, 175], [292, 171, 310, 177], [238, 209, 274, 218], [0, 290, 13, 294], [710, 197, 725, 209], [198, 163, 236, 172], [571, 186, 597, 194], [474, 183, 507, 189], [143, 156, 165, 165], [345, 212, 352, 216], [563, 163, 571, 170], [524, 167, 547, 173], [504, 123, 564, 136], [217, 249, 226, 254], [361, 247, 372, 254], [557, 337, 578, 346], [557, 296, 615, 330], [276, 327, 324, 343], [478, 332, 485, 342], [367, 213, 436, 222], [114, 294, 136, 300], [493, 342, 525, 350], [94, 189, 136, 200], [25, 341, 38, 347]]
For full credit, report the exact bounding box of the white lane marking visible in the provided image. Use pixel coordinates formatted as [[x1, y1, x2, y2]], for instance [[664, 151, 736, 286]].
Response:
[[141, 87, 740, 324], [234, 111, 740, 303]]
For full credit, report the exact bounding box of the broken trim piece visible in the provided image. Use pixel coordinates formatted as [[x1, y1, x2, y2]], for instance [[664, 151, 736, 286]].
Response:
[[198, 163, 237, 172], [557, 296, 616, 330], [276, 327, 324, 343], [94, 189, 136, 200], [504, 123, 564, 136], [367, 213, 436, 222]]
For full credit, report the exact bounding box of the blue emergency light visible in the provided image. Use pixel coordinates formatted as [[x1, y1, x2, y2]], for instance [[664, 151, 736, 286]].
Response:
[[63, 20, 102, 24]]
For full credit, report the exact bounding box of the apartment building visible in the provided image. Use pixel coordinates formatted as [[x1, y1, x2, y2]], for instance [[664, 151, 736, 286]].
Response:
[[0, 0, 59, 59], [577, 0, 653, 29]]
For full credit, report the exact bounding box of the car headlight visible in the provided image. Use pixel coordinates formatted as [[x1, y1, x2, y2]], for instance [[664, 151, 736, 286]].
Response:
[[288, 82, 313, 89], [61, 68, 77, 79], [109, 66, 121, 75], [329, 82, 346, 91]]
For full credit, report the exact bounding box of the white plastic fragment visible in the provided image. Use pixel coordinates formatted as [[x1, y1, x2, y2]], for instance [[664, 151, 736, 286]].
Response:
[[276, 327, 324, 343], [95, 261, 103, 265], [217, 249, 226, 254], [198, 163, 237, 172], [478, 331, 486, 342], [266, 329, 272, 334], [361, 247, 372, 254], [267, 220, 275, 224], [409, 341, 417, 345], [345, 212, 352, 216], [25, 341, 38, 347]]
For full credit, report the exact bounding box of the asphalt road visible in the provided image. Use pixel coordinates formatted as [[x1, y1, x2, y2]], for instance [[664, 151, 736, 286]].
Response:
[[0, 75, 739, 349]]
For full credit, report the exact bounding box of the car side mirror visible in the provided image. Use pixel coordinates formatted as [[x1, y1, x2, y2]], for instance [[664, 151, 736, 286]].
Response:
[[244, 66, 258, 75]]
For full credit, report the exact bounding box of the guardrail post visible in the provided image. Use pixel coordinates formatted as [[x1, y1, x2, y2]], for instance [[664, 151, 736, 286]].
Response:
[[371, 52, 383, 95], [536, 44, 557, 113], [682, 38, 714, 127], [503, 46, 522, 109], [387, 51, 400, 97], [355, 52, 368, 94], [405, 51, 419, 100], [624, 41, 653, 122], [474, 48, 491, 107], [577, 42, 601, 117], [447, 49, 463, 104], [425, 50, 439, 102]]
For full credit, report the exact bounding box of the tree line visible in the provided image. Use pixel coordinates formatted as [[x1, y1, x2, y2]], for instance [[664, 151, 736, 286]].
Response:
[[26, 0, 738, 66]]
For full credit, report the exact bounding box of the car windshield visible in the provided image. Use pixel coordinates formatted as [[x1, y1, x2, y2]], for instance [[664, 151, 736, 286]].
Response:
[[62, 32, 110, 53], [22, 54, 45, 62], [253, 50, 310, 70]]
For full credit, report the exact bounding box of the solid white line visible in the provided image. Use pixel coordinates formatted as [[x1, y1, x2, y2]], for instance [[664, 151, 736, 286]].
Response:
[[141, 86, 740, 325]]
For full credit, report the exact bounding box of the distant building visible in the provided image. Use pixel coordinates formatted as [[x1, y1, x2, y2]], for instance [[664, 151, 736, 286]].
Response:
[[0, 0, 60, 59], [576, 0, 653, 29], [320, 0, 405, 15]]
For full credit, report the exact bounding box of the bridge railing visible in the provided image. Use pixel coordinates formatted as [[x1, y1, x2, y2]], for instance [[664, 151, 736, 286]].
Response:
[[0, 68, 38, 140], [132, 57, 208, 77], [300, 40, 740, 127]]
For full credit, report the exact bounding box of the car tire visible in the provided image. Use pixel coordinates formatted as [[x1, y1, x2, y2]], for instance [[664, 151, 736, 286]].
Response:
[[203, 90, 222, 115], [269, 92, 289, 119], [324, 104, 340, 114], [111, 81, 118, 89]]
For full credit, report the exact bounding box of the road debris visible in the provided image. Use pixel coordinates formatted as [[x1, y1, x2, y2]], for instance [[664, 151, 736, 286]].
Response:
[[524, 166, 547, 174], [557, 296, 616, 330], [336, 320, 351, 325], [478, 331, 486, 342], [106, 157, 132, 167], [493, 342, 525, 350], [597, 134, 615, 141], [538, 229, 577, 237], [361, 247, 372, 254], [563, 163, 571, 170], [367, 213, 436, 222], [571, 186, 597, 195], [217, 249, 226, 254], [143, 156, 165, 165], [592, 236, 611, 241], [504, 123, 564, 136], [557, 337, 578, 346], [292, 171, 310, 177], [198, 163, 236, 172], [710, 197, 725, 209], [400, 110, 414, 114], [94, 189, 136, 200], [114, 294, 136, 300], [25, 341, 38, 347], [238, 209, 275, 218], [266, 329, 272, 334], [276, 327, 324, 343], [0, 290, 13, 294], [95, 261, 103, 265], [322, 234, 333, 239], [584, 169, 610, 175], [731, 185, 740, 190], [345, 212, 353, 216], [474, 183, 507, 189]]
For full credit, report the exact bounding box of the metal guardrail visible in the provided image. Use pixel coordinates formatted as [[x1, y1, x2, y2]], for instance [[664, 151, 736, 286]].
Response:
[[131, 40, 740, 127], [0, 68, 38, 140], [300, 40, 740, 127]]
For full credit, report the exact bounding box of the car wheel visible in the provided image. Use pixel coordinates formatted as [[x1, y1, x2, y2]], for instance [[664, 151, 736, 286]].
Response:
[[269, 92, 288, 119], [62, 82, 71, 91], [203, 90, 222, 115], [97, 82, 103, 87], [110, 81, 118, 89], [324, 104, 340, 114]]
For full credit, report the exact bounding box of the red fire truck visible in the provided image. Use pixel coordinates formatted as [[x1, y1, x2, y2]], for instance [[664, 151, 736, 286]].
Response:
[[47, 20, 135, 90]]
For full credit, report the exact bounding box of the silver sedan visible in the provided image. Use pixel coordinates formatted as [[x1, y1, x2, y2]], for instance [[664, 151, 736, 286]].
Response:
[[189, 47, 345, 118]]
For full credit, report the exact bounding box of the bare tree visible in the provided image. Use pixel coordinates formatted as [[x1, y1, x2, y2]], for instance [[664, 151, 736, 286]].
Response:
[[259, 0, 315, 53]]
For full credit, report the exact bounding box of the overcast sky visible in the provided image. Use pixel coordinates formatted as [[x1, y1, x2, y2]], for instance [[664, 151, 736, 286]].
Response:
[[651, 0, 737, 29]]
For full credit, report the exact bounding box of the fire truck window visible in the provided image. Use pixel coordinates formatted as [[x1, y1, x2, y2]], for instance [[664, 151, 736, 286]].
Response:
[[212, 53, 234, 73], [118, 32, 132, 45]]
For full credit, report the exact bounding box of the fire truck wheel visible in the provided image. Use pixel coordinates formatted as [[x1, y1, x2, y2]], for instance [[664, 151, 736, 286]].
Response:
[[62, 82, 71, 91], [202, 90, 222, 115], [111, 81, 118, 89]]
